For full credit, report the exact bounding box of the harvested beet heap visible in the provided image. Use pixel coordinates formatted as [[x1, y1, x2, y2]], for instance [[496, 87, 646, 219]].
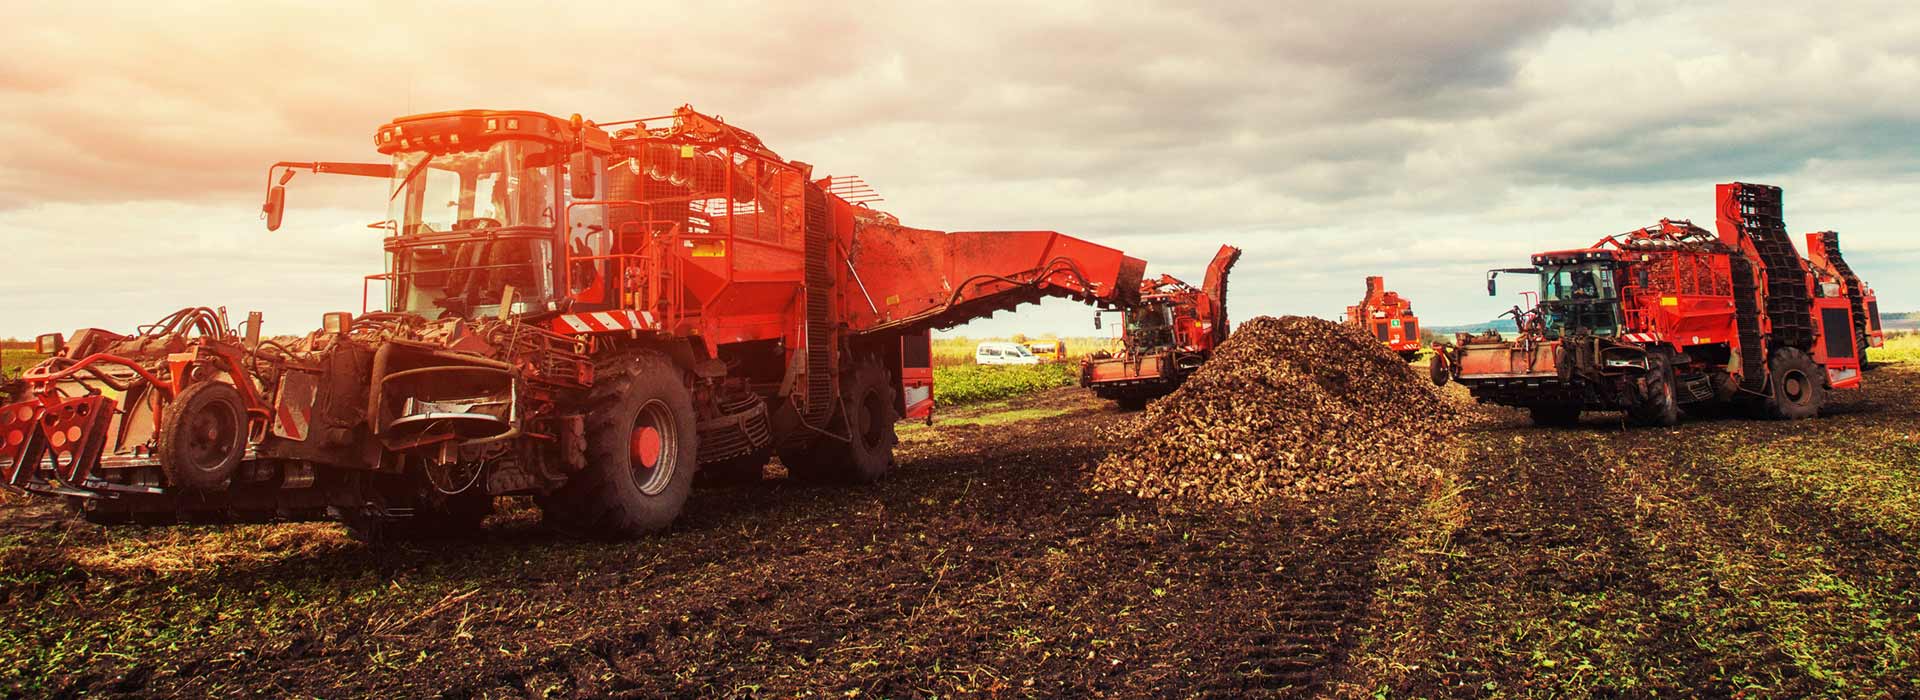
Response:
[[1092, 315, 1455, 504]]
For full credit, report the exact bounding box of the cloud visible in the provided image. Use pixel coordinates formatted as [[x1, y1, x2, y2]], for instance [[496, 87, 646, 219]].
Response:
[[1, 0, 1917, 339]]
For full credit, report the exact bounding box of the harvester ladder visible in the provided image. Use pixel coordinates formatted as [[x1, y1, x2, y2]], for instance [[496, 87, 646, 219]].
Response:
[[1729, 255, 1768, 394], [796, 182, 836, 436], [1731, 184, 1813, 349]]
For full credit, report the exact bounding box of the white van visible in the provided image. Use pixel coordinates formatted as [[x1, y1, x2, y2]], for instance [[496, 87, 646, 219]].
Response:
[[974, 341, 1041, 366]]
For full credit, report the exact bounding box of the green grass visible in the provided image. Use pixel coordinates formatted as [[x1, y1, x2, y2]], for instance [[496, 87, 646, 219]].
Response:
[[1, 350, 46, 379], [930, 336, 1109, 367], [1873, 331, 1920, 364], [898, 405, 1075, 436], [932, 362, 1077, 407]]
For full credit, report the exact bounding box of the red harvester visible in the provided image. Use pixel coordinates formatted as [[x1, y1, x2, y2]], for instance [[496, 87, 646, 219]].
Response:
[[1431, 182, 1869, 426], [1081, 245, 1240, 409], [0, 106, 1146, 536], [1804, 230, 1884, 366], [1345, 276, 1423, 361]]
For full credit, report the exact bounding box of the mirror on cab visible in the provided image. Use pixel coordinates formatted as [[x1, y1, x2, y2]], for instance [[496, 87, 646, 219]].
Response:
[[35, 332, 65, 356], [1093, 312, 1102, 330], [570, 151, 596, 200], [263, 186, 287, 231]]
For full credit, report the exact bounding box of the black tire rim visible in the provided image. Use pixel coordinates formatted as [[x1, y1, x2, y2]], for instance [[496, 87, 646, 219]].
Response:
[[183, 399, 241, 475], [628, 399, 679, 496], [1781, 368, 1810, 405]]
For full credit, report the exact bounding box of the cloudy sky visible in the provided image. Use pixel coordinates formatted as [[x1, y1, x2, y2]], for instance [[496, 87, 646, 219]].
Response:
[[2, 1, 1916, 340]]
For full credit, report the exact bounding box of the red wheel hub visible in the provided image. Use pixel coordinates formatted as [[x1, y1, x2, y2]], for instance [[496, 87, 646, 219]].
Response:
[[631, 426, 663, 468]]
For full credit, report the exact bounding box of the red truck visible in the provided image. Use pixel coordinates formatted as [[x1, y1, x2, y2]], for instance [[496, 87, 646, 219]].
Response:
[[0, 106, 1147, 536], [1432, 183, 1869, 426]]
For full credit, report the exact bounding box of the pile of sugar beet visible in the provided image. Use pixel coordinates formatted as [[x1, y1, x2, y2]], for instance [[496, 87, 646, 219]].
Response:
[[1092, 315, 1456, 504]]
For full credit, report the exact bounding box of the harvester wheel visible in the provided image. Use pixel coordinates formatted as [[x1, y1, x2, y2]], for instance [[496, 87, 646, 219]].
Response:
[[1629, 353, 1681, 427], [157, 381, 248, 492], [542, 350, 696, 538], [778, 355, 898, 484], [1115, 395, 1150, 412], [1763, 347, 1823, 420], [1528, 405, 1581, 427], [1428, 353, 1451, 387]]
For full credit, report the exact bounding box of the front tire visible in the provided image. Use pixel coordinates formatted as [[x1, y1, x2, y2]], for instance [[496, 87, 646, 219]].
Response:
[[1428, 353, 1451, 387], [778, 355, 898, 484], [157, 381, 248, 492], [1629, 353, 1681, 427], [1763, 347, 1823, 420], [542, 351, 697, 538]]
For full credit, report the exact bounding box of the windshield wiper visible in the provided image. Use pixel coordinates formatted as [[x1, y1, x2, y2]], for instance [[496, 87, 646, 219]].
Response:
[[389, 155, 433, 201]]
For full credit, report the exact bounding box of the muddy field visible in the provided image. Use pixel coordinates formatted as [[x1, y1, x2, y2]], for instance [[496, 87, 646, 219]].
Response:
[[4, 363, 1919, 697]]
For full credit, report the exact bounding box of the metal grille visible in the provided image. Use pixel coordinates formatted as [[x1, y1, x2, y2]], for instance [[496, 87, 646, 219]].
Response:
[[1822, 307, 1856, 360]]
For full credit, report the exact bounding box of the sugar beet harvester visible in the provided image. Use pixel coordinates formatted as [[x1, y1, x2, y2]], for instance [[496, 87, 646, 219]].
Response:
[[1431, 183, 1877, 427], [1080, 245, 1240, 409], [0, 106, 1147, 537], [1345, 276, 1423, 361]]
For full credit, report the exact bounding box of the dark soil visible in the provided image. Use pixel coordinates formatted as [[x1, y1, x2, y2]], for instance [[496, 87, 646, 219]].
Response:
[[1, 388, 1409, 698], [5, 366, 1920, 698]]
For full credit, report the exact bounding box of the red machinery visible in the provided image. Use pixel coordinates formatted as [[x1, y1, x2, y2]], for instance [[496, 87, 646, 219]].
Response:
[[0, 106, 1145, 536], [1081, 245, 1240, 409], [1805, 231, 1884, 366], [1431, 183, 1867, 426], [1345, 276, 1423, 361]]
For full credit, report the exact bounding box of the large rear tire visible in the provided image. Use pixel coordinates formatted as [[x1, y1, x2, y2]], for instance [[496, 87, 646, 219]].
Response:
[[1628, 353, 1681, 427], [1763, 347, 1823, 420], [778, 355, 898, 484], [541, 351, 697, 538], [157, 381, 248, 492]]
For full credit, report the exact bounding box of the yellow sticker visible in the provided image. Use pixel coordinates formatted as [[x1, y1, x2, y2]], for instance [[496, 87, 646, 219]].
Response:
[[690, 240, 726, 258], [680, 145, 695, 158], [1661, 296, 1679, 306]]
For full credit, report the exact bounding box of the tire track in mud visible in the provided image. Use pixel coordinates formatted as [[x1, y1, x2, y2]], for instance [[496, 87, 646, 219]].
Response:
[[434, 413, 1123, 698], [434, 399, 1405, 699], [1188, 515, 1395, 698], [1414, 419, 1736, 694], [1394, 382, 1920, 697]]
